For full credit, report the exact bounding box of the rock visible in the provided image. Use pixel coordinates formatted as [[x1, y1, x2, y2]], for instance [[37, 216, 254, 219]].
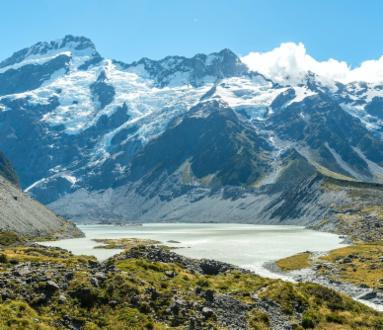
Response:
[[90, 277, 99, 287], [121, 245, 237, 275], [359, 291, 377, 300], [199, 259, 233, 275], [1, 288, 10, 300], [204, 289, 215, 302], [169, 298, 188, 315], [212, 295, 249, 328], [165, 270, 176, 278], [13, 266, 31, 277], [295, 275, 304, 282], [64, 272, 74, 281], [60, 314, 85, 330], [88, 260, 100, 268], [46, 280, 60, 292], [58, 294, 67, 304], [69, 287, 98, 308], [106, 264, 116, 272], [94, 272, 107, 281], [34, 293, 49, 305], [341, 257, 353, 264], [195, 286, 202, 295], [145, 287, 159, 300], [188, 317, 202, 329], [201, 307, 214, 318], [130, 295, 140, 307]]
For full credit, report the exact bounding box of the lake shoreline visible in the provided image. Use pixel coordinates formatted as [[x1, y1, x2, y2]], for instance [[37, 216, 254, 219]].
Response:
[[40, 223, 383, 312], [263, 258, 383, 312], [41, 223, 347, 278]]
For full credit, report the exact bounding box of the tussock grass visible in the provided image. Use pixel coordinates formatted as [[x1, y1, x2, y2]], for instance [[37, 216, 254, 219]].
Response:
[[276, 252, 313, 272]]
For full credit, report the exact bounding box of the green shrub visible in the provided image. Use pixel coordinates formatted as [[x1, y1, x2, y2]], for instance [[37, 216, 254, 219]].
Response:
[[0, 253, 7, 263], [301, 310, 319, 328]]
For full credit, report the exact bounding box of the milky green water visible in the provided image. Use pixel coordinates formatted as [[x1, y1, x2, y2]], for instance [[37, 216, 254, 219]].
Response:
[[41, 223, 347, 279]]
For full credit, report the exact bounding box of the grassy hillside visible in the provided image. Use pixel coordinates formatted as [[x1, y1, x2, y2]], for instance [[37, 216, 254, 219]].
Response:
[[0, 239, 381, 330]]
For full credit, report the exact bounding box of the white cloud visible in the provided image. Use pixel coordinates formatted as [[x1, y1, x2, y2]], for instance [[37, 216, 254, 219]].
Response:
[[241, 42, 383, 85], [347, 57, 383, 83]]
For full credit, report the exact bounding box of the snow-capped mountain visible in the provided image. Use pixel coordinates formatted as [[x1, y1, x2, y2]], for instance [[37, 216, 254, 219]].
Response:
[[0, 35, 382, 223]]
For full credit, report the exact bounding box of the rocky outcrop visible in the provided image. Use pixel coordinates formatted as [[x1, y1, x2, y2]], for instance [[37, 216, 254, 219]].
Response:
[[117, 244, 238, 275], [0, 243, 381, 329]]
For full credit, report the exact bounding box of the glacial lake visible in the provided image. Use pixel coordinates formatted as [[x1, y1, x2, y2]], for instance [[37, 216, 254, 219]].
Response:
[[41, 223, 347, 279]]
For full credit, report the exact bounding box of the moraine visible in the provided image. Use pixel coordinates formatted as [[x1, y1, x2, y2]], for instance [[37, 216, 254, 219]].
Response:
[[41, 223, 347, 279]]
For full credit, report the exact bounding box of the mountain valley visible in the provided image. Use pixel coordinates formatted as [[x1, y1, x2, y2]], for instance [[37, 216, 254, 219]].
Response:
[[0, 36, 382, 230]]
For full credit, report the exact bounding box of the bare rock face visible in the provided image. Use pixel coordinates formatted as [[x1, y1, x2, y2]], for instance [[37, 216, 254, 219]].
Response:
[[0, 175, 82, 238], [0, 152, 82, 239]]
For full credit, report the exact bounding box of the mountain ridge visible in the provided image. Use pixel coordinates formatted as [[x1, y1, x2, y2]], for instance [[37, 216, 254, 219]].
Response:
[[0, 35, 382, 227]]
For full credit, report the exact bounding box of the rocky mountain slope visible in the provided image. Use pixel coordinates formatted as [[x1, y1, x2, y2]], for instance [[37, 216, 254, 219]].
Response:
[[0, 35, 382, 224], [0, 151, 18, 186], [0, 151, 82, 238], [0, 241, 382, 329]]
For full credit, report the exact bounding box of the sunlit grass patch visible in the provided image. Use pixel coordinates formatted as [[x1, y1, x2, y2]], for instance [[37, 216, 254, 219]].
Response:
[[319, 242, 383, 288], [276, 252, 313, 272]]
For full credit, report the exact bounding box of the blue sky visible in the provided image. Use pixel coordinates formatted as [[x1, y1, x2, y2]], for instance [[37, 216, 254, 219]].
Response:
[[1, 0, 383, 66]]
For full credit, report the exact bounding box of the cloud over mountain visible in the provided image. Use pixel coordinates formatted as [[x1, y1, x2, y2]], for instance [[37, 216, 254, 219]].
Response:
[[242, 42, 383, 84], [1, 35, 383, 223]]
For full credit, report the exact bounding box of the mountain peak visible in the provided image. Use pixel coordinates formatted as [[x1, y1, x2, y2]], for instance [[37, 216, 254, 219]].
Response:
[[206, 48, 247, 77], [0, 35, 99, 70], [56, 35, 96, 51], [123, 48, 248, 87], [215, 48, 239, 60]]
